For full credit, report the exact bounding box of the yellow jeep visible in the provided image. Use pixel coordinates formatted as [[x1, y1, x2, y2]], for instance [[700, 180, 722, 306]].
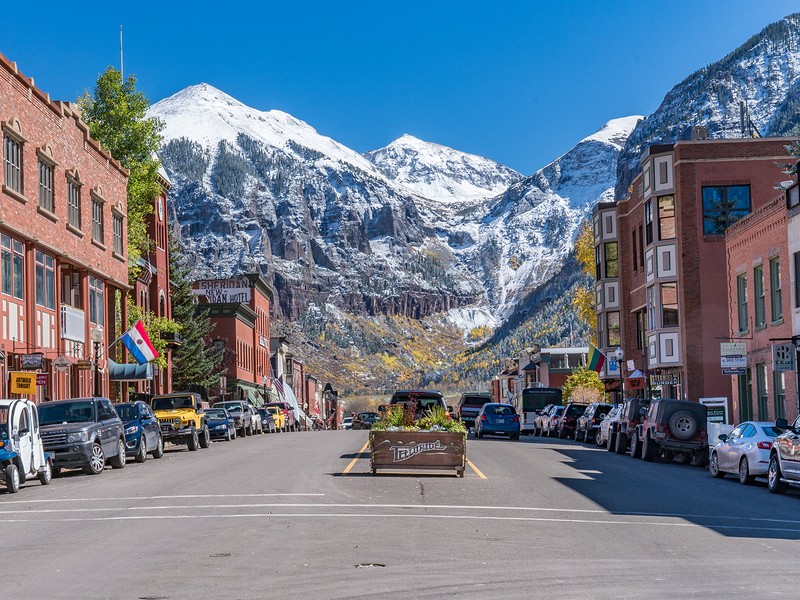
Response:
[[151, 393, 210, 451], [265, 406, 286, 432]]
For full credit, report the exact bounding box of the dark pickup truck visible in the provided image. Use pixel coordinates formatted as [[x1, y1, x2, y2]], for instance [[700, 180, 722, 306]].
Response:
[[457, 392, 493, 429], [39, 397, 127, 475]]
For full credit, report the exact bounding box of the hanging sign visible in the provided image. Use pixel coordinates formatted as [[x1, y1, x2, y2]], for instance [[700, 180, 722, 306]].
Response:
[[9, 372, 37, 395]]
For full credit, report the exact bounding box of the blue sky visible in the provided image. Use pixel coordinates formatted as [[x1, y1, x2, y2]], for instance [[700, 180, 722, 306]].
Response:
[[5, 1, 799, 174]]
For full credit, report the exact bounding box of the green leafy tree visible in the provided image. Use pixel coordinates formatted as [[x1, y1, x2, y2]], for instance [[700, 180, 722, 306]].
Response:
[[571, 220, 597, 344], [169, 232, 224, 390], [78, 67, 164, 269], [561, 366, 605, 402]]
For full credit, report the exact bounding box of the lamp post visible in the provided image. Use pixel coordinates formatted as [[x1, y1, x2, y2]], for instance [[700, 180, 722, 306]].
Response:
[[614, 347, 624, 403], [90, 326, 104, 397]]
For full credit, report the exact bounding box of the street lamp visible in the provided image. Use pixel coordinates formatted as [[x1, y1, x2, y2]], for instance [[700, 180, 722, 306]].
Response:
[[614, 347, 624, 403], [90, 326, 104, 397]]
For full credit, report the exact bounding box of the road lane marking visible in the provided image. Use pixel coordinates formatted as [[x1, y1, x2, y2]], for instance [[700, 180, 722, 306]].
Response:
[[0, 493, 325, 505], [466, 458, 487, 479], [3, 512, 800, 534], [342, 440, 370, 475]]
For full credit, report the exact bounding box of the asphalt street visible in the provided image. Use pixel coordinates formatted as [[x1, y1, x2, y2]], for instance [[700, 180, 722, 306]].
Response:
[[3, 430, 800, 600]]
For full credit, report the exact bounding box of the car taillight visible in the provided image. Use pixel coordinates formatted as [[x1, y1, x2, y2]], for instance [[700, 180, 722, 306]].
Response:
[[513, 415, 520, 423], [758, 441, 773, 450], [481, 415, 488, 421]]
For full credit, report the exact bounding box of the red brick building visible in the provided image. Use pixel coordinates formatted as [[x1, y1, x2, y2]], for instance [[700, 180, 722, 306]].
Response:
[[608, 137, 796, 412], [725, 194, 796, 423], [0, 53, 129, 401], [194, 274, 273, 404]]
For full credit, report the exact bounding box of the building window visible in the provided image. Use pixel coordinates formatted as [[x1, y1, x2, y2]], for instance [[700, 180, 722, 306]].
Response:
[[770, 257, 782, 322], [92, 198, 104, 244], [647, 287, 656, 330], [701, 185, 751, 235], [632, 229, 638, 272], [636, 309, 647, 350], [67, 178, 81, 229], [61, 272, 81, 308], [774, 371, 786, 421], [1, 235, 24, 300], [38, 160, 54, 213], [113, 214, 123, 255], [595, 246, 601, 280], [738, 369, 753, 422], [736, 274, 748, 334], [35, 250, 55, 310], [638, 225, 644, 268], [658, 160, 669, 185], [657, 195, 675, 240], [661, 282, 679, 327], [3, 135, 22, 193], [644, 200, 653, 245], [89, 276, 104, 326], [604, 242, 618, 278], [754, 265, 765, 328], [755, 363, 768, 421], [607, 312, 620, 347]]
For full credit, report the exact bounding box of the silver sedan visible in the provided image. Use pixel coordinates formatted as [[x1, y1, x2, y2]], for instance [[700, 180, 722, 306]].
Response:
[[709, 421, 785, 484]]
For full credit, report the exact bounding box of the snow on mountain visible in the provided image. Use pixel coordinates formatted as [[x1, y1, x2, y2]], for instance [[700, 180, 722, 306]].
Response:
[[365, 134, 523, 204]]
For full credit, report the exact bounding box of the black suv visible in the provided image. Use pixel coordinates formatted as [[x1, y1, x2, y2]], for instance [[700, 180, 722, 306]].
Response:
[[633, 399, 708, 466], [556, 403, 588, 439], [457, 392, 493, 429], [389, 390, 448, 416], [575, 402, 613, 444], [39, 398, 127, 475], [611, 397, 651, 454]]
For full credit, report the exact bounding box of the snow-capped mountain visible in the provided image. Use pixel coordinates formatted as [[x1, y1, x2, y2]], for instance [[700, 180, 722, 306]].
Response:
[[365, 134, 523, 205], [617, 13, 800, 196]]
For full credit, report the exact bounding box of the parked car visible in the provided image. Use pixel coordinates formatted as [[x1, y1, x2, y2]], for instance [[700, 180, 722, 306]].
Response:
[[263, 402, 297, 432], [0, 398, 53, 492], [767, 416, 800, 493], [709, 421, 784, 484], [353, 412, 380, 430], [256, 408, 276, 433], [152, 392, 211, 451], [599, 405, 622, 449], [610, 397, 652, 454], [556, 403, 588, 439], [389, 390, 448, 417], [532, 404, 555, 436], [540, 405, 565, 437], [575, 402, 614, 444], [456, 392, 494, 429], [634, 399, 708, 466], [265, 406, 286, 432], [245, 402, 263, 434], [474, 403, 520, 440], [116, 401, 165, 462], [205, 408, 237, 441], [342, 416, 353, 430], [214, 401, 254, 437], [39, 397, 127, 475]]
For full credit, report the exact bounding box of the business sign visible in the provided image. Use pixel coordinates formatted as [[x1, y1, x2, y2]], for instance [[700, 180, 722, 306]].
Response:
[[192, 278, 252, 303], [9, 372, 36, 395], [722, 368, 746, 375], [20, 353, 43, 370], [720, 342, 747, 369], [773, 343, 796, 372], [700, 397, 729, 424], [650, 373, 679, 386], [53, 356, 71, 372], [36, 373, 48, 386]]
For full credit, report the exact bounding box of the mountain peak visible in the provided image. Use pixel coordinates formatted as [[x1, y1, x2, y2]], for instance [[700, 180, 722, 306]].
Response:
[[581, 115, 645, 149]]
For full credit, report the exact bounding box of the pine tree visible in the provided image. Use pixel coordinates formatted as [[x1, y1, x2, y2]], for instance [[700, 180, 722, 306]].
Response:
[[169, 231, 224, 390], [78, 67, 164, 269]]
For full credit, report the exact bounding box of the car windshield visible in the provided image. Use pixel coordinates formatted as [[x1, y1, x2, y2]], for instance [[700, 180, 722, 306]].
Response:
[[485, 405, 514, 416], [206, 409, 226, 418], [217, 403, 243, 413], [153, 396, 194, 410], [39, 401, 96, 425], [0, 408, 8, 440], [360, 413, 379, 420], [552, 407, 565, 416], [567, 405, 585, 416], [761, 426, 782, 437], [461, 395, 492, 406], [115, 404, 138, 421], [265, 407, 279, 414]]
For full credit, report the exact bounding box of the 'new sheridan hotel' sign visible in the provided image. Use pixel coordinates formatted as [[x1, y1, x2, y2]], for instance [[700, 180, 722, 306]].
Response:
[[192, 278, 252, 303]]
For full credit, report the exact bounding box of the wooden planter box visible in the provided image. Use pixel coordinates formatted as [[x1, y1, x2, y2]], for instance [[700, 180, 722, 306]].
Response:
[[370, 430, 466, 477]]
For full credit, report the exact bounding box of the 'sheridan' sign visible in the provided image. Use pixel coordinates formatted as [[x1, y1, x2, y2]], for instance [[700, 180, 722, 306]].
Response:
[[192, 278, 252, 303]]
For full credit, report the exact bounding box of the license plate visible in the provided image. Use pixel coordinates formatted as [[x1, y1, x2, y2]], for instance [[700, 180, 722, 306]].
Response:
[[497, 418, 506, 424]]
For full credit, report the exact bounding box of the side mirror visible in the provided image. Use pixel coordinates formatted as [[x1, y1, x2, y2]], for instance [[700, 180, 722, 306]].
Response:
[[718, 434, 728, 442], [776, 418, 789, 430]]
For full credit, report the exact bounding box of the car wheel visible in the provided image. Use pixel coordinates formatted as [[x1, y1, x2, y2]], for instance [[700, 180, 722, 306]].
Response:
[[768, 455, 789, 494], [629, 432, 641, 458], [199, 426, 211, 449], [668, 411, 698, 440], [110, 439, 127, 469], [38, 460, 52, 486], [187, 428, 199, 451], [596, 432, 605, 448], [225, 427, 232, 442], [231, 427, 237, 440], [738, 457, 755, 485], [586, 430, 597, 445], [642, 434, 656, 462], [607, 433, 616, 452], [84, 442, 105, 474], [135, 437, 147, 463], [152, 435, 165, 459], [709, 452, 725, 478], [615, 432, 627, 454], [558, 427, 566, 439], [5, 463, 20, 493]]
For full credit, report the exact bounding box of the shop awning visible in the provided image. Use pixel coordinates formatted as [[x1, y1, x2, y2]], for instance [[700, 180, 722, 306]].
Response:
[[108, 359, 152, 381]]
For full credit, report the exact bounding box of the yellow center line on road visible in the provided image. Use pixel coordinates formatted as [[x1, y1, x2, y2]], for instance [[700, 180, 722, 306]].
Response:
[[466, 458, 487, 480], [342, 440, 370, 475]]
